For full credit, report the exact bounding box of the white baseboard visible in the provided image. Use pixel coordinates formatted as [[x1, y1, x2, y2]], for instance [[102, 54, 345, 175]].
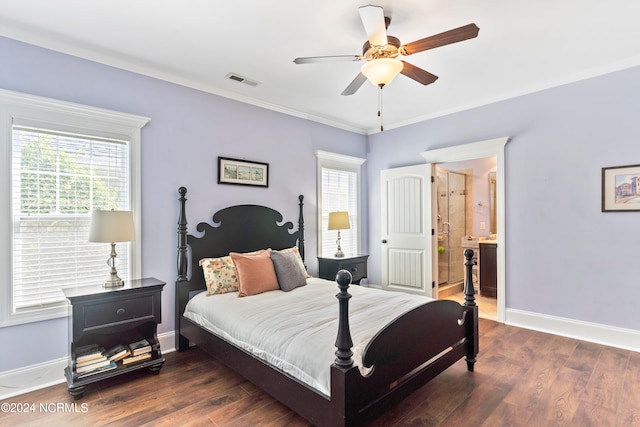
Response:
[[505, 308, 640, 352], [0, 331, 176, 400], [0, 357, 68, 400], [158, 330, 176, 354]]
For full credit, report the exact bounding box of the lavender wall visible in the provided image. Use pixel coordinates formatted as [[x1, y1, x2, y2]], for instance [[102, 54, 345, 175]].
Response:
[[366, 66, 640, 330], [0, 37, 367, 372]]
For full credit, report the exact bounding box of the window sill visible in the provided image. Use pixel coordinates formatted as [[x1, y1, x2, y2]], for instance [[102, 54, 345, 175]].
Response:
[[0, 303, 71, 328]]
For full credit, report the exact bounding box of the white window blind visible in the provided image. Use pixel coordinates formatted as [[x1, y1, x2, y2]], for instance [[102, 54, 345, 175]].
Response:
[[11, 125, 131, 311], [320, 167, 358, 257]]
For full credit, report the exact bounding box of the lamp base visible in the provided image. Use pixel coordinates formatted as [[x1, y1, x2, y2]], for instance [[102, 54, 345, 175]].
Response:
[[103, 244, 125, 287], [103, 278, 124, 288], [334, 234, 345, 257], [103, 270, 124, 288]]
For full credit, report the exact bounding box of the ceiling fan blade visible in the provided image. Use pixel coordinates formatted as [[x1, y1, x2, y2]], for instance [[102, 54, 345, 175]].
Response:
[[359, 5, 387, 47], [293, 55, 361, 64], [341, 73, 368, 96], [400, 61, 439, 85], [400, 23, 480, 56]]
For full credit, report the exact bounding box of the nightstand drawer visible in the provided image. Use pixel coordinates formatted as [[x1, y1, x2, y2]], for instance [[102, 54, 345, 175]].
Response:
[[83, 294, 156, 329], [342, 262, 366, 281]]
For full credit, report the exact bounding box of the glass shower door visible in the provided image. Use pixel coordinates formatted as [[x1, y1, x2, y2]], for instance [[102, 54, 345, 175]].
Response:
[[436, 168, 466, 287]]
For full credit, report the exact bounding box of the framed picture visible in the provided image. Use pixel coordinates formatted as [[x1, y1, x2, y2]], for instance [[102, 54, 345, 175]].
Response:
[[601, 164, 640, 212], [218, 156, 269, 187]]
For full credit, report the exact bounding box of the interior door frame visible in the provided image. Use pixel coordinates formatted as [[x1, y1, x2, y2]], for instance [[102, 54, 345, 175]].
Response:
[[420, 137, 509, 322]]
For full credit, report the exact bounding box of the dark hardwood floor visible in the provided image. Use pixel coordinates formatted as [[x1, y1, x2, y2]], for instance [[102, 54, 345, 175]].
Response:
[[3, 319, 639, 426]]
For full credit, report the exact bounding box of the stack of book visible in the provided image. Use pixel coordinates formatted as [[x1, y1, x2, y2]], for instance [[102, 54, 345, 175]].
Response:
[[104, 343, 131, 363], [73, 339, 153, 376], [122, 339, 153, 365], [74, 344, 117, 377]]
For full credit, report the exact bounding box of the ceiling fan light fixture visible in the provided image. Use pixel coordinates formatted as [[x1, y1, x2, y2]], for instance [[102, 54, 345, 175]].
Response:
[[361, 58, 404, 87]]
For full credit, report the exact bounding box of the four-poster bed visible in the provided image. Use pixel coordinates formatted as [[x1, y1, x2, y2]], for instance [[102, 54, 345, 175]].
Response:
[[175, 187, 478, 426]]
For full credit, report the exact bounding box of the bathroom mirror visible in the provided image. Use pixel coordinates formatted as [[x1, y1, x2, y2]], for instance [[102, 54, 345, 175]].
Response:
[[489, 172, 497, 235]]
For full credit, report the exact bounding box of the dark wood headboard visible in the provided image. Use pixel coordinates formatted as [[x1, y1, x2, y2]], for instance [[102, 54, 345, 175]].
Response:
[[177, 187, 305, 288], [175, 186, 305, 350]]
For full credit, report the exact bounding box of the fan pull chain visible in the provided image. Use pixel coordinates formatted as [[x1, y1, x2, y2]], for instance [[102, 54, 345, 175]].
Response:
[[378, 84, 384, 132]]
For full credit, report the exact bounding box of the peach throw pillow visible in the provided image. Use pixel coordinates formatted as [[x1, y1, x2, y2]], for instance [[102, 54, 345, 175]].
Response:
[[230, 249, 279, 297]]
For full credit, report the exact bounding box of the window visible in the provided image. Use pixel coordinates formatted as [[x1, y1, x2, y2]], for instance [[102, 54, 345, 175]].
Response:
[[315, 151, 366, 257], [0, 89, 148, 326]]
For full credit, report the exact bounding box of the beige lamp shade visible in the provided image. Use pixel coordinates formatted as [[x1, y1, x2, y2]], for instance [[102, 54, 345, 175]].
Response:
[[328, 211, 350, 230], [89, 210, 135, 243]]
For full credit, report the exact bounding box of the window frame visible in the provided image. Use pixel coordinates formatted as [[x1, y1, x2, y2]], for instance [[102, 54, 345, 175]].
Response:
[[0, 88, 149, 327], [315, 150, 366, 258]]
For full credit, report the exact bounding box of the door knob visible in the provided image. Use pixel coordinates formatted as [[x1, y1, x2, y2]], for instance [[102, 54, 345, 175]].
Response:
[[382, 239, 387, 244]]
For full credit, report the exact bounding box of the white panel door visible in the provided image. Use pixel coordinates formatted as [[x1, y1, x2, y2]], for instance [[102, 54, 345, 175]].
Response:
[[381, 164, 437, 297]]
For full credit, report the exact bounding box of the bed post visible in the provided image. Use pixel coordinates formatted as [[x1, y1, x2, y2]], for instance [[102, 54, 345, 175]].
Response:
[[297, 195, 305, 261], [463, 248, 479, 371], [334, 270, 354, 368], [177, 187, 188, 281], [331, 269, 359, 426], [176, 187, 190, 352]]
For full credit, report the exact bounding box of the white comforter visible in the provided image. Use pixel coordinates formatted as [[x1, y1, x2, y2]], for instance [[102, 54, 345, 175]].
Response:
[[184, 277, 432, 396]]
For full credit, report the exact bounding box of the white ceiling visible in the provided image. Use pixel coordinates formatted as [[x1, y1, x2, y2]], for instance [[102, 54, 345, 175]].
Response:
[[2, 1, 640, 134]]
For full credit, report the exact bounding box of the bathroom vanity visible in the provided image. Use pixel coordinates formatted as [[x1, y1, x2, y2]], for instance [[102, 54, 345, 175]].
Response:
[[461, 237, 498, 298], [479, 240, 498, 298]]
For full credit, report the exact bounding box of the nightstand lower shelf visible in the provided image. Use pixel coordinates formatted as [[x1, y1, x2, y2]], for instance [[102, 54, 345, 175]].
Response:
[[64, 354, 165, 399]]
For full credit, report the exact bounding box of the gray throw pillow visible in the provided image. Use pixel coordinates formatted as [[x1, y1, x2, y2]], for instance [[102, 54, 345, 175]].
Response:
[[270, 250, 307, 292]]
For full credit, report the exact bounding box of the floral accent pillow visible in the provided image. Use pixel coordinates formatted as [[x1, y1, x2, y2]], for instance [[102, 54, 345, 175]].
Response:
[[200, 256, 238, 295]]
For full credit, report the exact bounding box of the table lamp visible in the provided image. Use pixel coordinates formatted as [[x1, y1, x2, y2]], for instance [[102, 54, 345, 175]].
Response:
[[89, 209, 135, 287], [328, 211, 350, 258]]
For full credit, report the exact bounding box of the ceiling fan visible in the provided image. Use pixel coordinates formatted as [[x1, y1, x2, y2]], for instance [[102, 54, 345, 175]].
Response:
[[293, 5, 480, 96]]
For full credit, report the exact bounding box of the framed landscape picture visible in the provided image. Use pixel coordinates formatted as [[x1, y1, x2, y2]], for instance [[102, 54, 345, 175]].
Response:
[[601, 164, 640, 212], [218, 157, 269, 187]]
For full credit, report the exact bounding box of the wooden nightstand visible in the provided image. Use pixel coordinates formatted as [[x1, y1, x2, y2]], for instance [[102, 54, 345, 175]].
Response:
[[63, 277, 166, 399], [318, 255, 369, 284]]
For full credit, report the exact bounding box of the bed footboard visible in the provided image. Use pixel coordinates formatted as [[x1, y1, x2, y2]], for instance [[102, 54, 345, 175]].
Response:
[[330, 249, 479, 424]]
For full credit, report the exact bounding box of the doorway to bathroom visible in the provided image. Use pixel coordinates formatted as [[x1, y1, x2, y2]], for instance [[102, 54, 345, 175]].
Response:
[[434, 159, 498, 320], [436, 167, 466, 296], [420, 137, 508, 322]]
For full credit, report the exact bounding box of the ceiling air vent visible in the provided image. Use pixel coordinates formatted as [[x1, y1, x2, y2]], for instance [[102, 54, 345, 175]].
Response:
[[225, 73, 260, 87]]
